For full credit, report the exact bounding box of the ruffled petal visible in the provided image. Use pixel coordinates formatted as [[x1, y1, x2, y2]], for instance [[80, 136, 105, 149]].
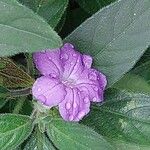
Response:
[[33, 49, 63, 78], [59, 87, 90, 122], [60, 43, 84, 81], [32, 76, 66, 107], [82, 54, 93, 68], [75, 68, 107, 102]]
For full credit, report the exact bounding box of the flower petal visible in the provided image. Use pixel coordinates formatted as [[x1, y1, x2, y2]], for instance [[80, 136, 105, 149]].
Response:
[[33, 49, 63, 78], [60, 43, 84, 80], [83, 54, 93, 68], [59, 87, 90, 122], [32, 76, 66, 107], [75, 68, 107, 102]]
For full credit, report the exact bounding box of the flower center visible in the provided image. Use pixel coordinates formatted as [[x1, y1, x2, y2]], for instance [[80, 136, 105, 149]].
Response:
[[62, 78, 76, 88]]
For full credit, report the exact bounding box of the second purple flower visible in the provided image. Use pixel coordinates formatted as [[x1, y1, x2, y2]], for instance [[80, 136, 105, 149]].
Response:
[[32, 43, 107, 121]]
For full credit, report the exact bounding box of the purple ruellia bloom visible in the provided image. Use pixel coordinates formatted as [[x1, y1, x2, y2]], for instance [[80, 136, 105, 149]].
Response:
[[32, 43, 107, 121]]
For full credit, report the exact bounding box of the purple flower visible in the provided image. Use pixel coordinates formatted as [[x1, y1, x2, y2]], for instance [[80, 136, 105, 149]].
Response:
[[32, 43, 107, 121]]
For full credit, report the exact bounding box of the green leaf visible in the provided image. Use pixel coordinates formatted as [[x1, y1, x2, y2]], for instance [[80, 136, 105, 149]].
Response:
[[0, 99, 7, 109], [113, 73, 150, 94], [111, 139, 150, 150], [47, 119, 114, 150], [15, 147, 22, 150], [82, 89, 150, 146], [0, 57, 34, 88], [0, 0, 62, 57], [20, 100, 33, 116], [76, 0, 116, 14], [0, 86, 9, 99], [37, 0, 68, 28], [18, 0, 68, 28], [65, 0, 150, 87], [0, 86, 9, 109], [55, 10, 67, 33], [0, 114, 33, 150], [24, 129, 56, 150], [132, 60, 150, 84], [113, 60, 150, 93]]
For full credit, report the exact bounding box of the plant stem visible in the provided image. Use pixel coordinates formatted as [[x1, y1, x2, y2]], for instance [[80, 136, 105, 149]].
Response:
[[9, 88, 31, 97]]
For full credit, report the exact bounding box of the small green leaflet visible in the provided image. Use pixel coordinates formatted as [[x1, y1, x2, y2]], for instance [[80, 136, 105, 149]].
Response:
[[47, 119, 114, 150], [65, 0, 150, 87], [0, 57, 34, 88], [0, 86, 9, 109], [0, 99, 7, 109], [24, 128, 56, 150], [0, 0, 62, 57], [0, 114, 33, 150]]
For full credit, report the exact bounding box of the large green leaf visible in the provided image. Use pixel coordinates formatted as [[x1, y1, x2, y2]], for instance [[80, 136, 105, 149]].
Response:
[[65, 0, 150, 87], [18, 0, 68, 28], [132, 60, 150, 84], [0, 57, 34, 88], [113, 73, 150, 94], [0, 114, 33, 150], [46, 119, 114, 150], [82, 89, 150, 146], [76, 0, 116, 14], [0, 0, 62, 57], [24, 129, 56, 150], [113, 60, 150, 93], [111, 139, 150, 150]]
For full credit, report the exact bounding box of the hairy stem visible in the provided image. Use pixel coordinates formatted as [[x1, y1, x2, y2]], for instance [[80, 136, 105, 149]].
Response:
[[10, 88, 31, 97]]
